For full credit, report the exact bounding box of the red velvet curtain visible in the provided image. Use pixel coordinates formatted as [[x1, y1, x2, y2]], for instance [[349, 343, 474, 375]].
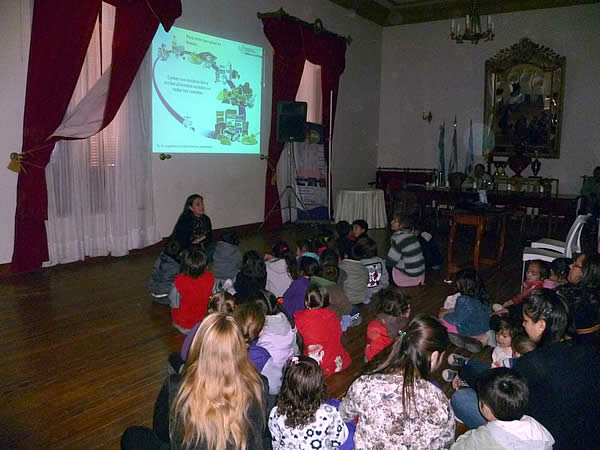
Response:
[[260, 16, 347, 229], [12, 0, 181, 273]]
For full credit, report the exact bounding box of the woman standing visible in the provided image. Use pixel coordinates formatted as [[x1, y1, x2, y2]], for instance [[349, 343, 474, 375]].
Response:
[[338, 315, 455, 449]]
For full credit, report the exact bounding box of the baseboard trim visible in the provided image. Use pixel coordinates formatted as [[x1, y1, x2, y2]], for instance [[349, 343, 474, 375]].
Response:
[[0, 222, 264, 278]]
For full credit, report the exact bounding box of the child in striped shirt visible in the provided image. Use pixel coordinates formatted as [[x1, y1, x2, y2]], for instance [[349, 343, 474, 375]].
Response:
[[385, 212, 425, 287]]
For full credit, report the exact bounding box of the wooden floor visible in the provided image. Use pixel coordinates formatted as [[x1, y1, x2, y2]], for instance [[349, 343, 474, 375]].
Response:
[[0, 218, 571, 449]]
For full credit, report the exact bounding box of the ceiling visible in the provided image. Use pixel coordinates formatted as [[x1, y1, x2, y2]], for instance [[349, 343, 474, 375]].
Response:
[[326, 0, 600, 26]]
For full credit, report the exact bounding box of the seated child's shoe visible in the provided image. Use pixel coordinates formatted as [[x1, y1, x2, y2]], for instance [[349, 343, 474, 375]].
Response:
[[447, 353, 470, 367], [349, 312, 363, 327], [151, 293, 170, 305], [442, 369, 458, 382]]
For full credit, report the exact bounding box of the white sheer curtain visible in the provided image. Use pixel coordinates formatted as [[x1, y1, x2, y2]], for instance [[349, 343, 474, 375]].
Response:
[[44, 5, 160, 265]]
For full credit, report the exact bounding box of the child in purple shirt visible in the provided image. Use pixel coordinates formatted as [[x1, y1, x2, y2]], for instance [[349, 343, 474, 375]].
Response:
[[282, 256, 318, 316]]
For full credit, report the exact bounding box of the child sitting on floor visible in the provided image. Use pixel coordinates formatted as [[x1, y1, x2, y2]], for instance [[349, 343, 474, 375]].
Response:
[[365, 289, 411, 361], [253, 289, 299, 369], [543, 257, 572, 289], [265, 240, 297, 297], [385, 211, 426, 287], [339, 243, 369, 305], [268, 356, 352, 450], [282, 256, 318, 317], [168, 290, 236, 374], [351, 219, 369, 241], [148, 238, 182, 303], [502, 260, 548, 309], [169, 246, 215, 334], [335, 220, 354, 260], [233, 302, 282, 395], [211, 228, 242, 291], [451, 368, 554, 450], [357, 237, 390, 302], [294, 287, 351, 375], [296, 239, 320, 263], [234, 250, 267, 304], [444, 331, 536, 388], [438, 268, 492, 353], [311, 264, 354, 331]]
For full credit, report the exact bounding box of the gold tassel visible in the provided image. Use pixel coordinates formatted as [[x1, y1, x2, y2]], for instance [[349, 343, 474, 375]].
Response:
[[7, 153, 26, 174]]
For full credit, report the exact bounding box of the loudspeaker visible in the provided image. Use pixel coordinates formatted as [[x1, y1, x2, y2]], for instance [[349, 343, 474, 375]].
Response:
[[276, 101, 307, 143]]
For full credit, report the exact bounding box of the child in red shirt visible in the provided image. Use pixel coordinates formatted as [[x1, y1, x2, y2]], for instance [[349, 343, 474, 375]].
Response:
[[169, 245, 215, 334], [295, 287, 351, 375], [365, 289, 411, 361], [502, 260, 548, 308]]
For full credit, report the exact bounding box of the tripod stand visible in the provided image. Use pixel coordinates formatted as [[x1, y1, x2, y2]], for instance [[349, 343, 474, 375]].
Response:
[[259, 141, 311, 232]]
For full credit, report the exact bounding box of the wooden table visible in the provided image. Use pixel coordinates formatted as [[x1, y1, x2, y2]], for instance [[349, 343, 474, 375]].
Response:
[[404, 187, 580, 223], [445, 209, 507, 279]]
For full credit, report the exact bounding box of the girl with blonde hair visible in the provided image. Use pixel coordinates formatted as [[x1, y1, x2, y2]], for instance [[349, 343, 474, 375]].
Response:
[[121, 313, 266, 450]]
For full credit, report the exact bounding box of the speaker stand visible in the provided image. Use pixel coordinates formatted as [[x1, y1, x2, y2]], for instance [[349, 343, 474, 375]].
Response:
[[259, 142, 312, 232]]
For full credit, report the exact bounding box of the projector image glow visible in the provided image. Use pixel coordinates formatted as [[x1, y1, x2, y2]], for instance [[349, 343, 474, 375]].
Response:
[[151, 27, 263, 154]]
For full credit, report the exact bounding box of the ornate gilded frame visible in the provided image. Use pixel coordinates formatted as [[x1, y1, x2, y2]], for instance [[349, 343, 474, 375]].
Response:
[[483, 38, 566, 159]]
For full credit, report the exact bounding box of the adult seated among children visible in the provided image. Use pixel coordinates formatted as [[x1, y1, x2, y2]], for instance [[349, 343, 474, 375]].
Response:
[[450, 289, 600, 449]]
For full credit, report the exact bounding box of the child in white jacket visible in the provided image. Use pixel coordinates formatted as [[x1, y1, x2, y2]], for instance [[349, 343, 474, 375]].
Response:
[[451, 368, 554, 450]]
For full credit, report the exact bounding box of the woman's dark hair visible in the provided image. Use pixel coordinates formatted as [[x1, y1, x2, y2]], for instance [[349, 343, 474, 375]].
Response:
[[455, 269, 491, 305], [369, 315, 449, 414], [377, 289, 410, 316], [180, 246, 207, 278], [276, 356, 328, 428], [335, 220, 351, 238], [181, 194, 203, 216], [523, 288, 569, 346], [220, 229, 240, 246], [477, 368, 529, 421], [300, 256, 319, 277], [241, 250, 267, 280], [511, 332, 537, 355], [305, 286, 330, 309], [527, 260, 550, 280], [551, 257, 572, 280], [579, 254, 600, 287], [165, 238, 183, 261], [251, 289, 295, 328], [232, 302, 265, 345], [271, 240, 298, 280], [319, 249, 339, 268]]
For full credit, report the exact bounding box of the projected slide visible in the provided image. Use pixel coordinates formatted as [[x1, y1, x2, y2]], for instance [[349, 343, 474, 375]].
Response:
[[151, 26, 263, 154]]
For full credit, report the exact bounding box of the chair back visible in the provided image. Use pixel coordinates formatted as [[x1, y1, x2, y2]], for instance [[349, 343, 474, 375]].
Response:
[[565, 214, 591, 257]]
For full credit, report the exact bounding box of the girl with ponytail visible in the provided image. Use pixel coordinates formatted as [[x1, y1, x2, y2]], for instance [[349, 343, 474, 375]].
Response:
[[338, 315, 455, 449]]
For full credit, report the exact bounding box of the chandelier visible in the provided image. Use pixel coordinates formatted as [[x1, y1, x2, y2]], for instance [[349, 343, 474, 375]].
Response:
[[450, 0, 494, 44]]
